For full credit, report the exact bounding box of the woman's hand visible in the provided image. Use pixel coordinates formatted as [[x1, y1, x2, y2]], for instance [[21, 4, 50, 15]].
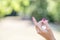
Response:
[[32, 17, 55, 40]]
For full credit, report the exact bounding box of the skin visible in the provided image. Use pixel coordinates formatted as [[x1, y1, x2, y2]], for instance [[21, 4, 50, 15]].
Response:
[[32, 17, 56, 40]]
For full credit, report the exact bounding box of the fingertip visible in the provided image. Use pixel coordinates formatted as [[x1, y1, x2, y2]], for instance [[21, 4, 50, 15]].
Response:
[[32, 17, 37, 25], [32, 17, 35, 22], [42, 18, 46, 21], [32, 17, 34, 20]]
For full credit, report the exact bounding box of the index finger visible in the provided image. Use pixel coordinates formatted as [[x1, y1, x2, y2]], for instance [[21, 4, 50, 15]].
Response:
[[32, 17, 38, 25]]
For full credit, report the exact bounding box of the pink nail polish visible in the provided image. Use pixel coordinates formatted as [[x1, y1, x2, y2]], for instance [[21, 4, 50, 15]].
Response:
[[42, 18, 46, 21]]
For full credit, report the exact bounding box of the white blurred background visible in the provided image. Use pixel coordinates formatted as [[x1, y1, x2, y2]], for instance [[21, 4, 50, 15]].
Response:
[[0, 17, 60, 40]]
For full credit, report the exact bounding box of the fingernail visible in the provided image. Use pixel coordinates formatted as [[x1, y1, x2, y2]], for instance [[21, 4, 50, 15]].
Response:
[[32, 17, 34, 20], [42, 18, 46, 21]]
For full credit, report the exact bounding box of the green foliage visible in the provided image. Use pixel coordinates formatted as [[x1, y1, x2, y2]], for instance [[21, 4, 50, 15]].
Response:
[[0, 0, 60, 23], [0, 0, 30, 17], [31, 0, 48, 21], [47, 0, 60, 22], [31, 0, 60, 22]]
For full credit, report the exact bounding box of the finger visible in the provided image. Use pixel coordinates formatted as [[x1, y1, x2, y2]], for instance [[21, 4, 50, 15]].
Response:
[[41, 20, 51, 32], [44, 20, 51, 30], [42, 18, 46, 21], [46, 26, 52, 33], [32, 17, 38, 25], [38, 21, 42, 24], [35, 26, 41, 34], [32, 17, 43, 34], [37, 23, 44, 33], [42, 20, 48, 24], [35, 21, 43, 33], [32, 17, 40, 31], [42, 20, 49, 27]]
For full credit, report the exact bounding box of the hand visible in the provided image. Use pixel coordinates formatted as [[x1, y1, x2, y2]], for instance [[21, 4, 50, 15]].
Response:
[[32, 17, 55, 40]]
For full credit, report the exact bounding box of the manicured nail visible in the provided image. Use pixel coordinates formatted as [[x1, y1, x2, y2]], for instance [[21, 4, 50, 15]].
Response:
[[42, 18, 46, 21], [32, 17, 34, 21]]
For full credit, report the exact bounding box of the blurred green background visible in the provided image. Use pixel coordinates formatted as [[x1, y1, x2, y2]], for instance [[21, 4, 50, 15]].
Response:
[[0, 0, 60, 23]]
